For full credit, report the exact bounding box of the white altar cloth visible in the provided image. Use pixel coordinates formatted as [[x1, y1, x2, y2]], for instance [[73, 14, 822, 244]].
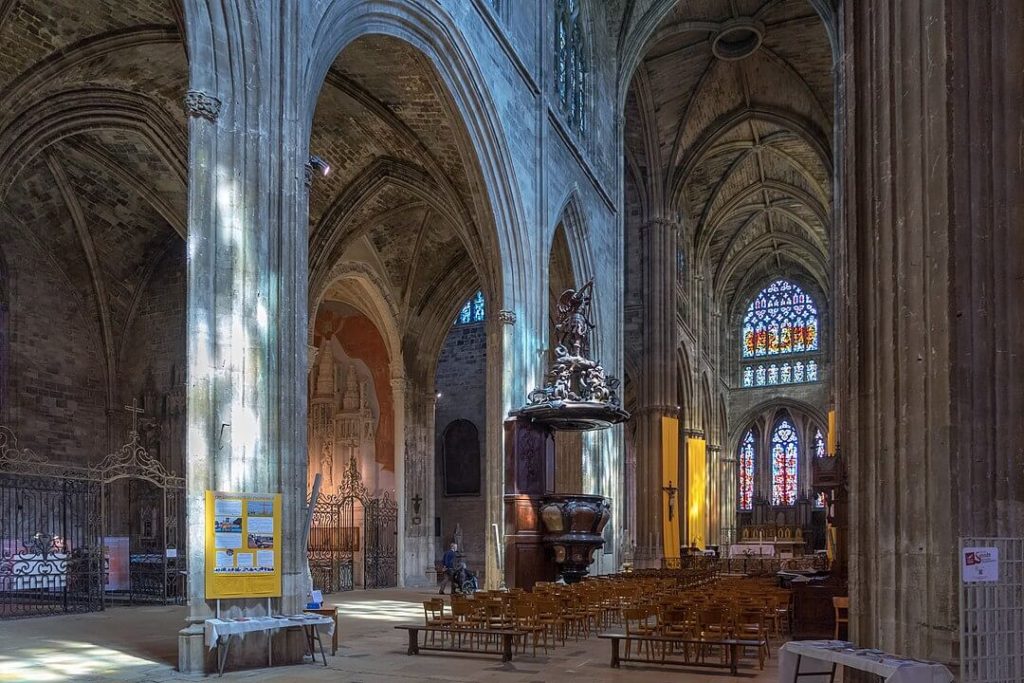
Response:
[[204, 615, 334, 648], [779, 640, 953, 683]]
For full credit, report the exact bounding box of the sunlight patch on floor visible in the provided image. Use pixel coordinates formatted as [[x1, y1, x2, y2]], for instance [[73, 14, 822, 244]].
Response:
[[0, 640, 156, 682], [332, 598, 423, 622]]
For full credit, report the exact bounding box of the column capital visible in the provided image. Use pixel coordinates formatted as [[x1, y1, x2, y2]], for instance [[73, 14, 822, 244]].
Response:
[[389, 376, 409, 392], [640, 217, 679, 235], [497, 309, 516, 325], [683, 428, 705, 439], [183, 90, 221, 122], [632, 404, 680, 417]]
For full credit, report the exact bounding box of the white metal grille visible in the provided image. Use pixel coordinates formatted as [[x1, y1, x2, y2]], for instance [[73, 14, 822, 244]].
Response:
[[959, 537, 1024, 682]]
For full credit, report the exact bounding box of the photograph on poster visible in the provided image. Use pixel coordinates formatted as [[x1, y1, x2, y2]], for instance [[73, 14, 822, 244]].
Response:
[[248, 532, 274, 549], [247, 500, 273, 516], [214, 498, 242, 518], [215, 516, 241, 533]]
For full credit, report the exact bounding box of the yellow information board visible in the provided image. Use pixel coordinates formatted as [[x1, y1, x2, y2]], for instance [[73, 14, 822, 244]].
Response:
[[204, 490, 282, 599]]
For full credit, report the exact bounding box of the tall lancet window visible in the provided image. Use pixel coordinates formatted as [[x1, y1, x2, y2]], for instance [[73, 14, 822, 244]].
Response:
[[555, 0, 587, 135], [738, 429, 755, 511], [741, 279, 820, 387], [770, 418, 799, 506]]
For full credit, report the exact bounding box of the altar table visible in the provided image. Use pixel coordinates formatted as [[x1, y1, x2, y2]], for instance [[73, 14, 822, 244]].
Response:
[[779, 640, 953, 683]]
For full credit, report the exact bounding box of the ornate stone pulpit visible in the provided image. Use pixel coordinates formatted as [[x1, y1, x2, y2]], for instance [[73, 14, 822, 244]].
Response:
[[504, 281, 628, 587]]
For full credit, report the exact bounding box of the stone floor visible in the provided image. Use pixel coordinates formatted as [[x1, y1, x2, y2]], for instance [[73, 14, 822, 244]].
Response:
[[0, 589, 807, 682]]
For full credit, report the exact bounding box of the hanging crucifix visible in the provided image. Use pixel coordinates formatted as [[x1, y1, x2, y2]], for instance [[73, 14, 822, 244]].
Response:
[[662, 480, 678, 522]]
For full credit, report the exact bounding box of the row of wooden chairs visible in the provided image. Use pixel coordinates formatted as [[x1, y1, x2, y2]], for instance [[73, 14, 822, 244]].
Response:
[[419, 569, 787, 667]]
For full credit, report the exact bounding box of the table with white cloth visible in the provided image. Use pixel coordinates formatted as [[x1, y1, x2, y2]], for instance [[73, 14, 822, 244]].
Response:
[[204, 615, 335, 676], [779, 640, 954, 683]]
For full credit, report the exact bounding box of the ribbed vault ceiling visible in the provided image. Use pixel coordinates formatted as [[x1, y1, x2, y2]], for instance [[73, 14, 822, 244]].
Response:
[[308, 35, 485, 342], [625, 0, 833, 311], [0, 0, 187, 365]]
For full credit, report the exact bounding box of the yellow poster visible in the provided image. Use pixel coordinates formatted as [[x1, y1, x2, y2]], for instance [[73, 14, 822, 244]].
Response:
[[686, 437, 707, 550], [205, 490, 282, 599], [661, 416, 680, 559]]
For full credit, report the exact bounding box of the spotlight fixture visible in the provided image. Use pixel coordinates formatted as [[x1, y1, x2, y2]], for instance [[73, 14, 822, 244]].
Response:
[[436, 392, 443, 399], [308, 154, 331, 176]]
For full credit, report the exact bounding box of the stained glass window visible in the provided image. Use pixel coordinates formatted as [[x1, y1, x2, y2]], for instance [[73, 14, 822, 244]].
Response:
[[814, 429, 826, 458], [555, 0, 587, 135], [770, 419, 798, 506], [455, 290, 485, 325], [815, 492, 827, 509], [742, 279, 818, 358], [738, 430, 755, 511], [741, 279, 820, 388]]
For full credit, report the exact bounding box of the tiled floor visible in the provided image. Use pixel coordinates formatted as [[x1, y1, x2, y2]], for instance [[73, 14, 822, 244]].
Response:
[[0, 589, 796, 682]]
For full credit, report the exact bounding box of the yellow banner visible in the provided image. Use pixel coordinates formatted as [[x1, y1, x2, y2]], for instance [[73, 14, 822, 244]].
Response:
[[661, 416, 680, 559], [686, 437, 707, 549], [827, 410, 836, 455], [205, 490, 282, 599]]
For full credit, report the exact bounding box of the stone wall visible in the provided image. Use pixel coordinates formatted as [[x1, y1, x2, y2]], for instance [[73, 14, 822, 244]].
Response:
[[0, 216, 107, 460], [433, 320, 487, 582]]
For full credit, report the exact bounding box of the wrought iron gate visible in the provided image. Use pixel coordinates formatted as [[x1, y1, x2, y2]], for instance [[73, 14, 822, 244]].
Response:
[[308, 456, 397, 592], [363, 492, 398, 589], [0, 429, 103, 618], [0, 426, 185, 619], [308, 492, 357, 592], [97, 436, 186, 606]]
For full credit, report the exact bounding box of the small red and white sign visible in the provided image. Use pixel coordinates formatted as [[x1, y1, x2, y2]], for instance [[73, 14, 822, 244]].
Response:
[[962, 547, 999, 583]]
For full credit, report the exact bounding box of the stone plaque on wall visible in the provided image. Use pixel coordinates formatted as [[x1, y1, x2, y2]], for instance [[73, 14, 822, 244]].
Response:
[[442, 419, 481, 496]]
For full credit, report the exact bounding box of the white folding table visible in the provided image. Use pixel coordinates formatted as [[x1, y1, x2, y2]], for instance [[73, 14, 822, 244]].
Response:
[[779, 640, 954, 683], [204, 615, 335, 676]]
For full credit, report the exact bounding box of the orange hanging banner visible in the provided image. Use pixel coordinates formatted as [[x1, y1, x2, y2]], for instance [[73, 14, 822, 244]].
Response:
[[685, 437, 707, 550]]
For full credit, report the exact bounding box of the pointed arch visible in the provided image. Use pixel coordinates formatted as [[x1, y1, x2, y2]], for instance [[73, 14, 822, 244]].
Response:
[[303, 2, 525, 313], [769, 413, 799, 506]]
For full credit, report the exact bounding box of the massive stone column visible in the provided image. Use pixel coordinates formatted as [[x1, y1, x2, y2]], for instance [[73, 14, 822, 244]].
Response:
[[178, 1, 308, 672], [399, 381, 436, 587], [837, 0, 1024, 667], [634, 218, 679, 564]]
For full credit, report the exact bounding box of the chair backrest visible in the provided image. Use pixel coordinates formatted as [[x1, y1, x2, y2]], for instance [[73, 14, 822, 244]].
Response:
[[833, 596, 849, 617]]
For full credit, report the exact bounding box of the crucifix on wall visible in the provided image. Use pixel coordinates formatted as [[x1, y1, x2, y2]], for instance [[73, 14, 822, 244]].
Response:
[[411, 493, 422, 525], [124, 398, 144, 439], [662, 480, 678, 522]]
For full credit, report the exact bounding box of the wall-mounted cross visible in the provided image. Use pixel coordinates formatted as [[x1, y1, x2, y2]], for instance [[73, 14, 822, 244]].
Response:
[[662, 480, 678, 522], [412, 494, 422, 515], [124, 398, 144, 435]]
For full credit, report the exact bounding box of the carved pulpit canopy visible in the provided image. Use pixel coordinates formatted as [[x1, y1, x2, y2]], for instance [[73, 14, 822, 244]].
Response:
[[513, 280, 629, 431]]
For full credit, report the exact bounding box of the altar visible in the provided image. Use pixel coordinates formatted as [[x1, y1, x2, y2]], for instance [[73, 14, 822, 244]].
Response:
[[733, 524, 807, 557]]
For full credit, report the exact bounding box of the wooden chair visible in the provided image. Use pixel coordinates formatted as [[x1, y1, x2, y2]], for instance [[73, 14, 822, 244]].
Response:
[[421, 599, 453, 645], [734, 607, 769, 669], [833, 596, 849, 639], [511, 600, 546, 656], [623, 607, 658, 660]]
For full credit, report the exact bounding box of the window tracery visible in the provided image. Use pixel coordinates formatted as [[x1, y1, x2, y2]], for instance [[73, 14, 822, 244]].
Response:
[[738, 429, 755, 511], [456, 291, 485, 325], [741, 280, 820, 388], [555, 0, 587, 135], [770, 418, 798, 506]]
